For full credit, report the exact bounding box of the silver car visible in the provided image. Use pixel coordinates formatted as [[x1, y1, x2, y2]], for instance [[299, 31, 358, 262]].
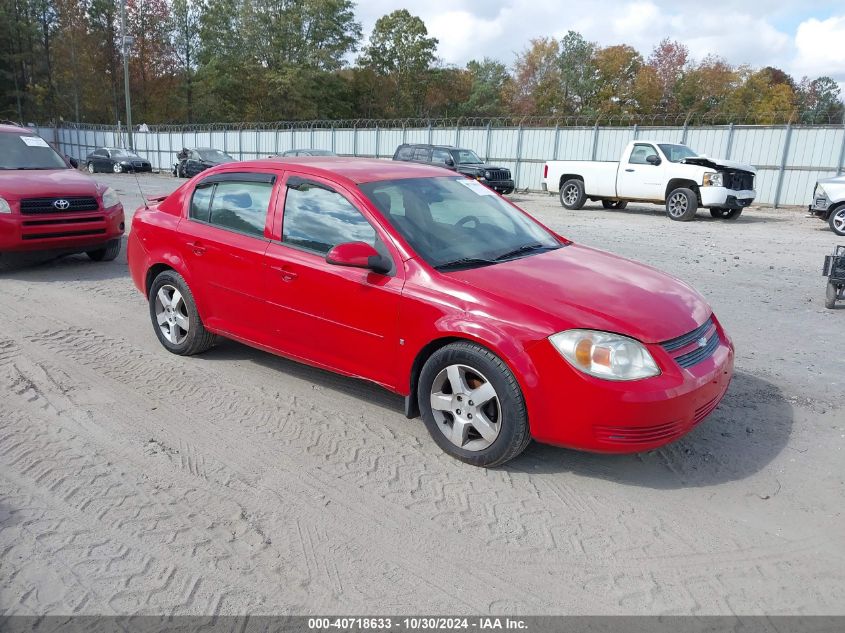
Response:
[[809, 174, 845, 236]]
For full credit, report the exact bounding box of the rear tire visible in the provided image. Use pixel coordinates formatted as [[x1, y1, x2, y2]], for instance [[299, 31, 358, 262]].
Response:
[[86, 239, 121, 262], [559, 179, 586, 210], [710, 208, 742, 220], [826, 281, 840, 309], [148, 270, 216, 356], [829, 205, 845, 236], [417, 342, 531, 467], [113, 162, 122, 174], [666, 188, 698, 221], [87, 162, 96, 174], [602, 200, 628, 210]]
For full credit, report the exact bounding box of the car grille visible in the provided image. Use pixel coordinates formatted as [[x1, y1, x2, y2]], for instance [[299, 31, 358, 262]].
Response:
[[660, 317, 719, 369], [22, 228, 107, 240], [486, 169, 511, 181], [723, 170, 754, 190], [20, 196, 99, 214], [593, 420, 685, 444]]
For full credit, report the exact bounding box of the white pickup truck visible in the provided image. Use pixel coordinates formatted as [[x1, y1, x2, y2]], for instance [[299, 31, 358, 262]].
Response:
[[541, 141, 756, 222]]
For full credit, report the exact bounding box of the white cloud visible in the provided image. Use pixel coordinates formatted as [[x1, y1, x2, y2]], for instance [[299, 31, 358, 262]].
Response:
[[353, 1, 843, 91]]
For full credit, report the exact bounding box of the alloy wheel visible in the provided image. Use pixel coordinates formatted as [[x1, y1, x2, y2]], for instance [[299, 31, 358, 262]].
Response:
[[563, 184, 579, 206], [154, 284, 190, 345], [668, 192, 688, 218], [833, 208, 845, 234], [429, 364, 502, 451]]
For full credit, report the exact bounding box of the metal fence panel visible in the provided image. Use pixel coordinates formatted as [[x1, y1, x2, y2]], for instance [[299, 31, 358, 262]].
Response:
[[44, 120, 845, 206]]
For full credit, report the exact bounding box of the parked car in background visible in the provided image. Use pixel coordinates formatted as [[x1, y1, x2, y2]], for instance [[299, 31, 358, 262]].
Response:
[[541, 141, 756, 222], [277, 149, 337, 157], [808, 174, 845, 236], [128, 157, 733, 467], [393, 144, 515, 194], [0, 124, 124, 266], [86, 147, 152, 174], [174, 147, 235, 178]]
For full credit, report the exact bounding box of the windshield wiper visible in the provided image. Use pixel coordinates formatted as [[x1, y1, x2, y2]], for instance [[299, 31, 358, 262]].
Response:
[[494, 243, 557, 261], [434, 257, 497, 271]]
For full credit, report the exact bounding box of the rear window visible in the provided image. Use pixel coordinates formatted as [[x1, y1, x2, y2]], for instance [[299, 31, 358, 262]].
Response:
[[0, 133, 67, 170], [396, 146, 414, 160]]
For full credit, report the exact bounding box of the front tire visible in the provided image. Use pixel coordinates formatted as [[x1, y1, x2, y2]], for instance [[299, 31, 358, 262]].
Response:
[[602, 200, 628, 210], [829, 205, 845, 236], [112, 162, 123, 174], [666, 188, 698, 221], [148, 270, 216, 356], [418, 342, 530, 467], [559, 179, 587, 210], [86, 239, 121, 262], [826, 281, 840, 309], [710, 207, 742, 220]]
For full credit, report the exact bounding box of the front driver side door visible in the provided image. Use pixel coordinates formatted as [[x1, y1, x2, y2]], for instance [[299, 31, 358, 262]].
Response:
[[262, 173, 404, 388], [617, 143, 665, 201]]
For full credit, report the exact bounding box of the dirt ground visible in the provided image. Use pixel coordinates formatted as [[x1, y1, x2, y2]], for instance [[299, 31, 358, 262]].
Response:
[[1, 172, 843, 616]]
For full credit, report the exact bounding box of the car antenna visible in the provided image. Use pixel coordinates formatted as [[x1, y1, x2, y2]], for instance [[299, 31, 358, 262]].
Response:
[[128, 159, 149, 210]]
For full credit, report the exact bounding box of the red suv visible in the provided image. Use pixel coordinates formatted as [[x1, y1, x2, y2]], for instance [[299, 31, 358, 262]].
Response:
[[0, 124, 125, 266], [128, 157, 734, 467]]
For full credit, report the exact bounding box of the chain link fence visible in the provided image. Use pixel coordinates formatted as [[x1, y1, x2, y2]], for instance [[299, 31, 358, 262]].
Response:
[[37, 111, 845, 207]]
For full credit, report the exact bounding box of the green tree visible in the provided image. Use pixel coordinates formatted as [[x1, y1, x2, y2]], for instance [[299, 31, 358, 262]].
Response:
[[557, 30, 597, 114], [796, 76, 844, 123], [171, 0, 203, 121], [647, 38, 688, 112], [507, 37, 561, 115], [462, 58, 510, 117], [593, 44, 643, 114]]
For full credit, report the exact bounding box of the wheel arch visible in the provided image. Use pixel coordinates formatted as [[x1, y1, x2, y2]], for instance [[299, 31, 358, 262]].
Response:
[[558, 173, 584, 189], [665, 178, 701, 203]]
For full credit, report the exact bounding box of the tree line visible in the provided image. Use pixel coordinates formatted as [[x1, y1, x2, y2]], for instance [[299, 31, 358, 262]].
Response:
[[1, 0, 842, 126]]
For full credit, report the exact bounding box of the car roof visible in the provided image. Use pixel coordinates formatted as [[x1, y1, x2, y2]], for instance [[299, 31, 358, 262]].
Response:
[[0, 124, 34, 134], [399, 143, 456, 149], [228, 157, 455, 184]]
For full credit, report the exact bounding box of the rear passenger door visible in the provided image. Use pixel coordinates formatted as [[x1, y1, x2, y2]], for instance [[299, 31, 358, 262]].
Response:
[[412, 147, 432, 165], [178, 171, 279, 344]]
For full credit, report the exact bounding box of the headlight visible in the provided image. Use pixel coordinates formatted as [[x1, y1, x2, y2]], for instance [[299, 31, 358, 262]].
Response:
[[101, 187, 120, 209], [549, 329, 660, 381], [703, 172, 723, 187], [0, 197, 10, 214], [484, 170, 491, 179]]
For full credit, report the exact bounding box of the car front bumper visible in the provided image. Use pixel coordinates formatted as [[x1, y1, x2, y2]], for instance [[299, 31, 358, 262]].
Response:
[[700, 187, 755, 208], [0, 204, 125, 253], [524, 320, 734, 453], [480, 178, 515, 194]]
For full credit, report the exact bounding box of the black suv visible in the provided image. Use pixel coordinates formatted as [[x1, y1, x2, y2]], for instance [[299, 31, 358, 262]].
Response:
[[392, 144, 515, 194]]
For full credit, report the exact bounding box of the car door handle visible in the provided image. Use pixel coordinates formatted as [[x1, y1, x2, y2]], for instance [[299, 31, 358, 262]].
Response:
[[270, 265, 298, 282], [625, 168, 635, 172], [189, 240, 207, 255]]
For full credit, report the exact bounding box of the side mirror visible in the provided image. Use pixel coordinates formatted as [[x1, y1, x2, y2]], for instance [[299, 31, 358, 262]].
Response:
[[67, 156, 79, 169], [326, 241, 391, 274], [445, 157, 455, 167], [646, 154, 661, 166]]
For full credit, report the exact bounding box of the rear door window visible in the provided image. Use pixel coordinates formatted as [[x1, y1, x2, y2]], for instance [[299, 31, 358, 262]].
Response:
[[208, 181, 273, 237], [432, 148, 451, 164], [413, 148, 432, 162]]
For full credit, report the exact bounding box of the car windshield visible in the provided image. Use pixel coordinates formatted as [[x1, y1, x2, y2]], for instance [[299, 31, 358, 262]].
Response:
[[360, 177, 561, 269], [454, 150, 483, 164], [110, 149, 141, 159], [306, 149, 335, 156], [658, 144, 698, 163], [0, 134, 68, 170], [198, 149, 232, 161]]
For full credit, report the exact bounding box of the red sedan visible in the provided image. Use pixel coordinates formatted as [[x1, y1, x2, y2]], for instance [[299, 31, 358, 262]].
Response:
[[128, 158, 733, 467]]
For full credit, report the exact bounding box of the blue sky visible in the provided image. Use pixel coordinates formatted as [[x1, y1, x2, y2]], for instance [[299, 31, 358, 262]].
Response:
[[355, 1, 845, 93]]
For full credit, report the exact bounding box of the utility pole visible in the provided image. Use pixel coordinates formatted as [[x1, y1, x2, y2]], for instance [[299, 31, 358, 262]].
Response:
[[120, 0, 134, 150]]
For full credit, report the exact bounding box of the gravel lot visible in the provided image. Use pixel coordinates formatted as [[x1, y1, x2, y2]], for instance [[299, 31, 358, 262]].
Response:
[[1, 171, 843, 616]]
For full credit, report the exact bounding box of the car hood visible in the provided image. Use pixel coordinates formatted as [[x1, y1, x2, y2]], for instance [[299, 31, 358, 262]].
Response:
[[818, 174, 845, 186], [682, 156, 756, 174], [448, 244, 711, 344], [458, 164, 510, 173], [0, 168, 101, 200]]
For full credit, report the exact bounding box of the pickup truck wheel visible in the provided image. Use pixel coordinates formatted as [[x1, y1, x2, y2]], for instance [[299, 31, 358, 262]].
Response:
[[829, 205, 845, 236], [559, 179, 586, 210], [602, 200, 628, 210], [666, 188, 698, 221], [710, 208, 742, 220], [826, 281, 840, 309]]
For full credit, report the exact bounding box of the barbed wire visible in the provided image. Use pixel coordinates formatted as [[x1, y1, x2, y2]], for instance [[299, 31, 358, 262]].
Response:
[[51, 109, 845, 132]]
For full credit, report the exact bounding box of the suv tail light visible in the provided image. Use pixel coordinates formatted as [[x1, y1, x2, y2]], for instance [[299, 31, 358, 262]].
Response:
[[543, 164, 548, 178]]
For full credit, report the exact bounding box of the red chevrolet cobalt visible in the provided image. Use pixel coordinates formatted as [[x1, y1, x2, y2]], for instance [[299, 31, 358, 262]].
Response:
[[128, 158, 733, 467]]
